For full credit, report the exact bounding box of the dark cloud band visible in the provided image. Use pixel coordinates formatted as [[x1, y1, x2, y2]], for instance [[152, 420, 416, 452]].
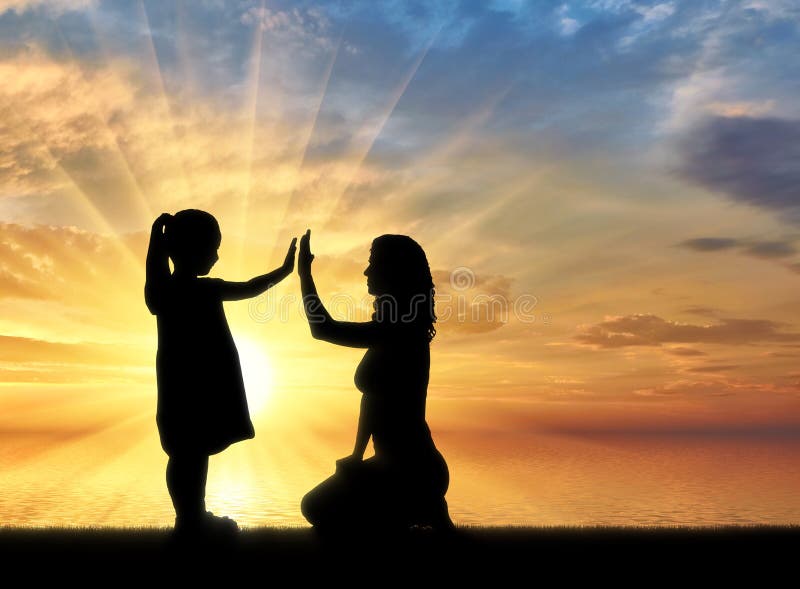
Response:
[[680, 116, 800, 221], [577, 313, 800, 348]]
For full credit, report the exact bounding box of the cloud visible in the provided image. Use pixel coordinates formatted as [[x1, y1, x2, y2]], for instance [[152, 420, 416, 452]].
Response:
[[0, 264, 49, 299], [679, 116, 800, 222], [743, 1, 800, 20], [1, 224, 65, 300], [678, 236, 799, 265], [559, 16, 580, 36], [617, 1, 676, 48], [240, 6, 350, 56], [678, 237, 739, 252], [633, 379, 736, 397], [555, 5, 581, 37], [743, 241, 796, 259], [705, 100, 776, 118], [0, 0, 95, 15], [0, 222, 155, 342], [0, 49, 349, 232], [576, 313, 800, 348], [0, 333, 150, 384], [635, 2, 676, 23], [0, 50, 155, 229], [764, 351, 798, 358], [0, 333, 142, 365], [685, 364, 739, 373], [667, 347, 707, 356], [431, 269, 516, 335], [0, 42, 467, 238], [681, 306, 717, 317], [634, 377, 800, 398]]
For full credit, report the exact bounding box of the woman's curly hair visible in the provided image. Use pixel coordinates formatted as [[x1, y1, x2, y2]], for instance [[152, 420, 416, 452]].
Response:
[[369, 234, 437, 342]]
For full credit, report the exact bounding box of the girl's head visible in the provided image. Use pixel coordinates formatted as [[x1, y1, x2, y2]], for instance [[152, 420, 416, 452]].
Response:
[[365, 234, 436, 342], [165, 209, 221, 276]]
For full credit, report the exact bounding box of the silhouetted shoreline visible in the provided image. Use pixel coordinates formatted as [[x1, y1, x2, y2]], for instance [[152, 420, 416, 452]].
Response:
[[2, 525, 796, 578]]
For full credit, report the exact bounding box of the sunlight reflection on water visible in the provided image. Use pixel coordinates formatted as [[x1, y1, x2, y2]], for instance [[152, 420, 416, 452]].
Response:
[[1, 432, 799, 527]]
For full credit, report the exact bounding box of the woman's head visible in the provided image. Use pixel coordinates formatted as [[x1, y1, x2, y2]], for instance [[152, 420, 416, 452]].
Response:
[[365, 234, 436, 341], [165, 209, 221, 276]]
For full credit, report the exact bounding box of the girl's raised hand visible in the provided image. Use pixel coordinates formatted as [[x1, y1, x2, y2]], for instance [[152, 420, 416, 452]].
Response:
[[282, 237, 298, 273]]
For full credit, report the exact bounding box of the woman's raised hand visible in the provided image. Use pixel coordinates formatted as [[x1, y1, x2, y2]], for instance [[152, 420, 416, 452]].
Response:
[[282, 237, 298, 273], [298, 229, 314, 274]]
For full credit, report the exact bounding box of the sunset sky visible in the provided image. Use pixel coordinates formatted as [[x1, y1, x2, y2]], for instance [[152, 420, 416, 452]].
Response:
[[1, 0, 799, 527]]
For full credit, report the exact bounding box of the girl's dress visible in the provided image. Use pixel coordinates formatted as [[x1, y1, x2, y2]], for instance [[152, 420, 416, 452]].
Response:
[[153, 276, 254, 456]]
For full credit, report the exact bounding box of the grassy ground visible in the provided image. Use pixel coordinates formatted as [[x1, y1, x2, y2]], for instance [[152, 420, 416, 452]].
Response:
[[2, 526, 796, 580]]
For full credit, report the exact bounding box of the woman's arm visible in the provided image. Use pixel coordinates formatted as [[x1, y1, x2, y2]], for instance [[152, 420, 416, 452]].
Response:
[[336, 395, 371, 469], [351, 395, 371, 459], [298, 229, 380, 348], [144, 213, 172, 315], [216, 238, 297, 301]]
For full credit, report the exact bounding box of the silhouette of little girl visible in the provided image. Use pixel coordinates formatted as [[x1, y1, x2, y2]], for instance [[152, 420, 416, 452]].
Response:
[[145, 209, 295, 535]]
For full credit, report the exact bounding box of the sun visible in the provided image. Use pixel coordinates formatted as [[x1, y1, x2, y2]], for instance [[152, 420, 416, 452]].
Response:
[[234, 335, 274, 416]]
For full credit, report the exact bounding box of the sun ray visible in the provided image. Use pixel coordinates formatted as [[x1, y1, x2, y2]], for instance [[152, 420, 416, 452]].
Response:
[[357, 82, 519, 242], [287, 82, 517, 256], [175, 0, 198, 96], [420, 81, 515, 165], [5, 409, 153, 475], [3, 410, 155, 525], [315, 27, 442, 227], [242, 439, 301, 525], [234, 334, 274, 416], [266, 28, 439, 261], [0, 99, 145, 274], [53, 18, 154, 226], [235, 0, 267, 276], [291, 36, 343, 195], [4, 221, 130, 313], [135, 0, 194, 206], [264, 34, 343, 260], [425, 173, 547, 253]]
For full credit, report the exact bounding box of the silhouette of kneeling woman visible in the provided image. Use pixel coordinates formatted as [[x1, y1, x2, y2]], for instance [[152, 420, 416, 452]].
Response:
[[145, 210, 295, 535], [298, 229, 453, 532]]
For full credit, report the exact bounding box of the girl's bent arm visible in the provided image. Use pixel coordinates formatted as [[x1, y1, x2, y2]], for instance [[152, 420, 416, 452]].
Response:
[[217, 238, 297, 301]]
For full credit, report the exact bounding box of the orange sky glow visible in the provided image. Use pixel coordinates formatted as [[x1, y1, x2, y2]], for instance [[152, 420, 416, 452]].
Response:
[[1, 0, 799, 527]]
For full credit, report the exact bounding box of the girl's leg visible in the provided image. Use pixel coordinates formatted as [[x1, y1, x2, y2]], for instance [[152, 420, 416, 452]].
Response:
[[167, 453, 209, 526]]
